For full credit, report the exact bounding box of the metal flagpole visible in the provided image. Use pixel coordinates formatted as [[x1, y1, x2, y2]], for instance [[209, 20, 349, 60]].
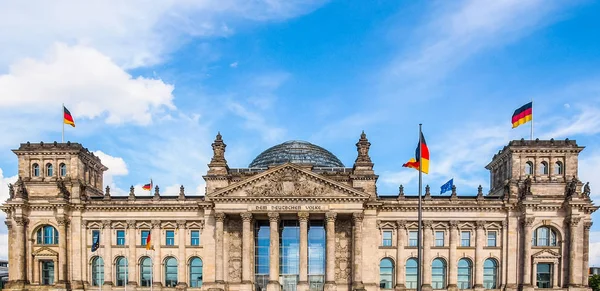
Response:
[[150, 248, 153, 291], [99, 246, 102, 291], [62, 103, 65, 143], [125, 247, 128, 291], [417, 123, 423, 291], [530, 98, 534, 140]]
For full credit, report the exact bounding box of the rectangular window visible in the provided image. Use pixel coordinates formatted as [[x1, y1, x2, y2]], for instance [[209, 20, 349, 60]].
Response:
[[191, 230, 200, 246], [488, 231, 497, 247], [141, 230, 150, 246], [41, 261, 55, 285], [382, 230, 393, 246], [92, 230, 100, 245], [461, 231, 471, 247], [435, 231, 445, 247], [536, 263, 553, 288], [166, 230, 175, 246], [409, 231, 418, 247], [116, 230, 125, 245]]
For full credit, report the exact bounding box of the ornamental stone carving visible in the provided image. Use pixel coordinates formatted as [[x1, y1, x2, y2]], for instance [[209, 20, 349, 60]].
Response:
[[177, 220, 187, 229], [14, 217, 27, 227], [245, 168, 330, 197], [449, 220, 459, 229], [215, 213, 226, 223], [268, 212, 279, 222], [584, 222, 593, 230], [298, 212, 310, 222], [102, 220, 112, 229], [57, 217, 70, 226], [355, 131, 372, 164], [228, 218, 243, 282], [352, 212, 364, 223], [522, 217, 535, 228], [335, 218, 352, 283], [567, 217, 581, 227], [151, 220, 161, 228], [240, 212, 253, 222], [326, 212, 337, 222], [476, 220, 486, 229], [396, 220, 407, 229], [423, 220, 433, 229], [4, 221, 12, 230], [127, 220, 136, 229]]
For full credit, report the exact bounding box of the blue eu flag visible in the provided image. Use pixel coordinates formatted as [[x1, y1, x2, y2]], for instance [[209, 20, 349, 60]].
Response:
[[91, 232, 100, 252], [440, 179, 453, 194]]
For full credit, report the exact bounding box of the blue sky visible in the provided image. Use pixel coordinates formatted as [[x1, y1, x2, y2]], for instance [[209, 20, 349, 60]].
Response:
[[0, 0, 600, 263]]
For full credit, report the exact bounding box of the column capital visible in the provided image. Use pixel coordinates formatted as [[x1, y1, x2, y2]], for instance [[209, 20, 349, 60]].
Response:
[[396, 220, 406, 229], [476, 220, 486, 229], [567, 216, 581, 227], [325, 212, 337, 222], [102, 220, 112, 229], [177, 220, 187, 229], [126, 220, 136, 229], [4, 220, 12, 230], [298, 212, 310, 222], [57, 217, 70, 226], [584, 221, 593, 231], [268, 212, 279, 222], [352, 212, 364, 223], [14, 216, 28, 227], [449, 220, 459, 229], [151, 220, 161, 228], [423, 220, 433, 229], [522, 217, 535, 228], [241, 212, 253, 222], [215, 212, 226, 222]]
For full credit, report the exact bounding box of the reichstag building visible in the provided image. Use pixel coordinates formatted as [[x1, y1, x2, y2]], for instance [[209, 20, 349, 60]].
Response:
[[2, 133, 597, 291]]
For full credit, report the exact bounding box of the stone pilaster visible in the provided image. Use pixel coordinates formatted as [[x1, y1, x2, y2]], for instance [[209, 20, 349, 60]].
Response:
[[241, 213, 254, 288], [267, 212, 280, 291], [522, 217, 534, 289], [57, 216, 69, 285], [12, 217, 27, 286], [474, 221, 486, 291], [353, 213, 364, 290], [152, 219, 162, 287], [325, 212, 337, 291], [448, 221, 458, 291], [583, 222, 592, 286], [177, 220, 187, 288], [422, 220, 432, 291], [298, 212, 310, 291], [568, 216, 581, 287], [395, 220, 406, 291], [103, 220, 114, 286], [215, 213, 226, 284], [127, 220, 137, 286]]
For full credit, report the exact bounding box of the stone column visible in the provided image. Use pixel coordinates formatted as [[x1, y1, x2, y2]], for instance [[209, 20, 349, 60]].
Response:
[[553, 260, 559, 288], [103, 220, 113, 286], [474, 221, 486, 290], [177, 220, 187, 287], [448, 221, 458, 291], [532, 263, 537, 287], [500, 221, 507, 290], [583, 222, 592, 286], [127, 220, 137, 286], [298, 212, 310, 291], [152, 220, 162, 287], [568, 217, 581, 287], [395, 220, 406, 291], [522, 217, 534, 288], [81, 222, 88, 284], [422, 220, 432, 291], [325, 212, 337, 291], [12, 217, 27, 285], [215, 213, 226, 284], [353, 213, 364, 290], [57, 217, 69, 285], [241, 213, 254, 287], [267, 212, 280, 291]]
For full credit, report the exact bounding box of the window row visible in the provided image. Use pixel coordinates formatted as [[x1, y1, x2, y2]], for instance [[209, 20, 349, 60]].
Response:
[[91, 229, 201, 247], [88, 256, 202, 288], [31, 163, 67, 177], [524, 161, 563, 176], [379, 258, 499, 290], [381, 230, 498, 247]]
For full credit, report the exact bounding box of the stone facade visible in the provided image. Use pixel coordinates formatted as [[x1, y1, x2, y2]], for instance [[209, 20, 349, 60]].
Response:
[[1, 135, 597, 291]]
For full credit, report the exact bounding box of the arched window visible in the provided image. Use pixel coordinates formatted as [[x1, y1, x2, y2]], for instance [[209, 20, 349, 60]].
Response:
[[165, 257, 178, 287], [483, 259, 498, 289], [540, 162, 548, 175], [32, 163, 40, 177], [91, 257, 104, 286], [115, 257, 128, 286], [532, 227, 557, 246], [525, 162, 533, 175], [36, 225, 59, 245], [189, 257, 203, 288], [457, 259, 472, 289], [432, 258, 446, 289], [406, 258, 418, 289], [46, 163, 53, 177], [140, 257, 152, 287], [379, 258, 394, 289], [554, 162, 563, 175], [59, 163, 67, 177]]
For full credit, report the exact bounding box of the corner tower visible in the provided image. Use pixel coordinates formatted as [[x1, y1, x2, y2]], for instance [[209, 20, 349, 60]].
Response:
[[485, 138, 584, 197]]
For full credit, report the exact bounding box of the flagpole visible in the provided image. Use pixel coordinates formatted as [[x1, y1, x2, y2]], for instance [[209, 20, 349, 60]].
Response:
[[417, 123, 423, 291], [150, 248, 153, 291], [530, 98, 534, 140], [125, 247, 128, 291], [62, 103, 65, 143]]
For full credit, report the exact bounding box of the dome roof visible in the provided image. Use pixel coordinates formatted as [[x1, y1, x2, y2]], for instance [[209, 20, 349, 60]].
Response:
[[249, 140, 345, 168]]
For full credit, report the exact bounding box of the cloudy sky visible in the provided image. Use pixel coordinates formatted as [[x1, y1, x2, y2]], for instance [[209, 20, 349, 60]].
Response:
[[0, 0, 599, 264]]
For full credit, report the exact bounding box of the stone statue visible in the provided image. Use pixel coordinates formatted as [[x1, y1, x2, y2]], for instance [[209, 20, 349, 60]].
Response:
[[354, 131, 372, 164], [8, 183, 14, 199], [583, 182, 591, 198]]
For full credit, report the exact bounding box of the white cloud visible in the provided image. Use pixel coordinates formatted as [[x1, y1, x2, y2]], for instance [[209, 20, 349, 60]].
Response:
[[230, 62, 238, 68], [590, 231, 600, 267], [0, 0, 328, 69], [0, 234, 7, 260], [0, 168, 18, 205], [93, 151, 129, 176], [543, 105, 600, 138], [0, 43, 175, 126], [578, 151, 600, 200]]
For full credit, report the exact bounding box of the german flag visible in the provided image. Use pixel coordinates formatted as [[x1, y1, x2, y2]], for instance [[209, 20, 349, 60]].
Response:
[[512, 102, 532, 128], [145, 231, 154, 250], [63, 106, 75, 127], [142, 179, 153, 191], [402, 132, 430, 174]]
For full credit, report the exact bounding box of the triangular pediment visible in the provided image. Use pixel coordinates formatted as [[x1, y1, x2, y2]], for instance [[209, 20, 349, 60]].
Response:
[[211, 163, 369, 199], [532, 249, 561, 258], [33, 247, 58, 257]]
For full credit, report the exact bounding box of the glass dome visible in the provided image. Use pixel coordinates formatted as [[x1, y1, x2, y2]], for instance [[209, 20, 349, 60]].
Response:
[[249, 140, 345, 168]]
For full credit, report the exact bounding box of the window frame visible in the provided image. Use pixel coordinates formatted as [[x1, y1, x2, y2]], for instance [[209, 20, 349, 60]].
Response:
[[37, 225, 59, 245], [483, 259, 498, 289], [487, 231, 497, 247], [165, 230, 175, 246], [525, 161, 533, 175], [408, 231, 418, 247], [405, 258, 418, 289], [191, 230, 200, 246], [382, 230, 393, 247], [59, 163, 67, 177], [140, 257, 152, 287], [554, 161, 563, 175], [536, 263, 553, 288], [32, 163, 40, 177], [435, 231, 445, 247], [115, 257, 128, 287], [189, 257, 203, 287], [540, 161, 548, 175], [116, 230, 126, 246], [164, 257, 178, 287], [379, 258, 395, 289], [431, 258, 447, 289], [533, 226, 557, 247], [461, 231, 471, 247], [91, 256, 104, 287], [141, 230, 150, 246], [457, 258, 472, 289], [46, 163, 53, 177]]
